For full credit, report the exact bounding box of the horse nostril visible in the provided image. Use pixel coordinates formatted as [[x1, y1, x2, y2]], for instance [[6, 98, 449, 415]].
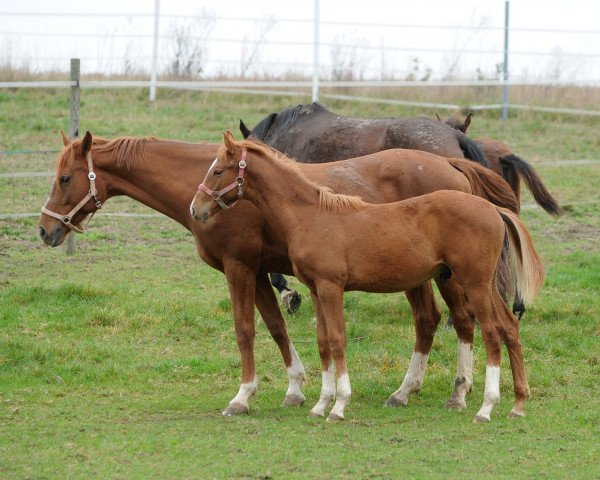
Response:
[[190, 206, 196, 218], [39, 226, 47, 238]]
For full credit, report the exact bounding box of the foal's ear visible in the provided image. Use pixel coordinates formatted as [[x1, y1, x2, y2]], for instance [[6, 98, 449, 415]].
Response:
[[79, 131, 93, 155], [239, 119, 251, 139], [223, 130, 237, 154], [60, 130, 71, 146], [463, 112, 473, 132], [435, 113, 442, 121]]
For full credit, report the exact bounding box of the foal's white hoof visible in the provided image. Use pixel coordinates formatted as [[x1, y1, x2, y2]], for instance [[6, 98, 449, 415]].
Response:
[[222, 402, 249, 416], [473, 414, 491, 423], [308, 409, 325, 418], [282, 393, 305, 407], [445, 397, 467, 411], [508, 408, 525, 419]]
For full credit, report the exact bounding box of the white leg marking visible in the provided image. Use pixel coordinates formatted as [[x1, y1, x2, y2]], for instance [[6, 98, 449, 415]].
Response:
[[386, 351, 429, 406], [328, 372, 352, 420], [284, 342, 306, 405], [280, 288, 291, 302], [224, 376, 258, 415], [446, 341, 474, 409], [309, 363, 336, 417], [475, 365, 500, 422]]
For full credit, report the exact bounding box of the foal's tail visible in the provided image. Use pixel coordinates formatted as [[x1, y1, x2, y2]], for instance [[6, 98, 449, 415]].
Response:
[[500, 154, 563, 216], [496, 208, 546, 304], [447, 158, 519, 213], [457, 132, 490, 168]]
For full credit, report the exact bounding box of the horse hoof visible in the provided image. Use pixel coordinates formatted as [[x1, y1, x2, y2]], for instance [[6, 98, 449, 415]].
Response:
[[283, 393, 305, 407], [508, 408, 525, 419], [445, 398, 467, 411], [326, 412, 344, 421], [473, 414, 491, 423], [308, 409, 324, 418], [222, 403, 249, 416], [283, 291, 302, 314], [384, 395, 408, 407]]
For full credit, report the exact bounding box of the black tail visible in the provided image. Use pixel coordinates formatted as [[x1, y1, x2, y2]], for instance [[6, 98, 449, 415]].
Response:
[[501, 154, 563, 216], [457, 132, 490, 168]]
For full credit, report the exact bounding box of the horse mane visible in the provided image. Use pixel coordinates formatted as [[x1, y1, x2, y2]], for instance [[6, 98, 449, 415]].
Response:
[[223, 139, 366, 212], [249, 102, 331, 141], [57, 136, 153, 171]]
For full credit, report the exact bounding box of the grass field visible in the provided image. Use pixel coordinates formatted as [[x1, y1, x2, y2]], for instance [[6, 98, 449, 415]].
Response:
[[1, 88, 599, 479]]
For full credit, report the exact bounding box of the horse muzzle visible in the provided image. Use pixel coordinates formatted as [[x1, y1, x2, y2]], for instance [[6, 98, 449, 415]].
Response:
[[39, 224, 67, 247]]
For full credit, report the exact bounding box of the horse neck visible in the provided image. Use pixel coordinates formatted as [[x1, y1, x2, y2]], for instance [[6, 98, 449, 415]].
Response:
[[245, 151, 322, 240], [96, 140, 218, 230]]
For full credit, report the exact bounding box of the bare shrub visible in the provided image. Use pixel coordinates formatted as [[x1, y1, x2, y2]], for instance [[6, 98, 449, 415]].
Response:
[[239, 16, 277, 78], [168, 11, 215, 80]]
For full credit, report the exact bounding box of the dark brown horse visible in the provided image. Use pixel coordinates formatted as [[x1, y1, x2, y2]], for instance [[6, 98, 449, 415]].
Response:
[[38, 132, 517, 417], [436, 113, 563, 216], [190, 133, 545, 422]]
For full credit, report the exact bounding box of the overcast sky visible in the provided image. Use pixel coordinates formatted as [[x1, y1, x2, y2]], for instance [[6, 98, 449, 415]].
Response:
[[1, 0, 599, 81]]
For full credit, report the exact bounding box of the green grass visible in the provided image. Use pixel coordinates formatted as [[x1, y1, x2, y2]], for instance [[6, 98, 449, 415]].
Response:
[[1, 88, 599, 479]]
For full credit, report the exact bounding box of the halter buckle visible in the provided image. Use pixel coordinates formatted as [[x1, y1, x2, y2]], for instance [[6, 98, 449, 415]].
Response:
[[88, 172, 96, 180]]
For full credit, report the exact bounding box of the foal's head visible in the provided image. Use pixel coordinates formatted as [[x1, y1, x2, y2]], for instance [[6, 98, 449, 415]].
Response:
[[190, 131, 248, 223], [38, 131, 105, 246]]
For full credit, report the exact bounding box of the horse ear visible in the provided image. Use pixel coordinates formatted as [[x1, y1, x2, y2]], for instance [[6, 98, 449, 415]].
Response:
[[80, 131, 93, 155], [435, 113, 441, 121], [463, 113, 472, 132], [60, 130, 71, 146], [223, 130, 236, 154], [239, 119, 251, 139]]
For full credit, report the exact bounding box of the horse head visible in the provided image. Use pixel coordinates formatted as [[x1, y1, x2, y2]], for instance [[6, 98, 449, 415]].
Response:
[[38, 131, 105, 246], [191, 131, 246, 223]]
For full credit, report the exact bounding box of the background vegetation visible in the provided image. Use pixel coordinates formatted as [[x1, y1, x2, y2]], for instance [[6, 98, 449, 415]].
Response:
[[1, 88, 599, 479]]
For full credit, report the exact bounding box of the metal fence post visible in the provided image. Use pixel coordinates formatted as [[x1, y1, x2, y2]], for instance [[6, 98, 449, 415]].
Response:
[[312, 0, 320, 102], [149, 0, 160, 101], [501, 0, 510, 120], [66, 58, 80, 255]]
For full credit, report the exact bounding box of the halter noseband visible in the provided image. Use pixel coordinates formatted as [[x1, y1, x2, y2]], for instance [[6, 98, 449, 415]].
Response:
[[41, 151, 103, 233], [198, 150, 247, 210]]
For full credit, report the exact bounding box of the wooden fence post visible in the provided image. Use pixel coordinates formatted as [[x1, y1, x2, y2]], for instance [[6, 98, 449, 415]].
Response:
[[66, 58, 80, 255]]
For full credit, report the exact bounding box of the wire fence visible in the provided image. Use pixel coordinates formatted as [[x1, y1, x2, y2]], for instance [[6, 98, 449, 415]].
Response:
[[1, 1, 600, 115]]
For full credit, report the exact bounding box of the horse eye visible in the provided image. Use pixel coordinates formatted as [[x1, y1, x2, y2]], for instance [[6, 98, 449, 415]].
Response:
[[60, 175, 71, 185], [214, 170, 223, 177]]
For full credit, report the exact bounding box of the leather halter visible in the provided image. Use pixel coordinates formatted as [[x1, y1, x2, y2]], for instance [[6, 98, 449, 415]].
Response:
[[41, 151, 103, 233], [198, 150, 247, 210]]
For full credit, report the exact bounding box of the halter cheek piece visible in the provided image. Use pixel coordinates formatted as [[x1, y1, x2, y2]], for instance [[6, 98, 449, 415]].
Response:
[[197, 150, 247, 210], [41, 151, 103, 233]]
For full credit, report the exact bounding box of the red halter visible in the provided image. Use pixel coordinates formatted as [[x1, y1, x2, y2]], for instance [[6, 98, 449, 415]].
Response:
[[41, 151, 103, 233], [198, 150, 247, 210]]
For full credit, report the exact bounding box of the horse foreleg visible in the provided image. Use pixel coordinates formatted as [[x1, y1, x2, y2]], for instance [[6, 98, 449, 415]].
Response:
[[270, 273, 302, 314], [222, 261, 258, 416], [308, 291, 336, 418], [255, 272, 306, 407], [313, 281, 350, 421], [384, 283, 440, 407], [436, 277, 475, 410]]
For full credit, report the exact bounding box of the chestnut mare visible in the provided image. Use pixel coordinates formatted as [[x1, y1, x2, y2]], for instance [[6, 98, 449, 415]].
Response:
[[191, 133, 545, 423], [39, 131, 517, 417]]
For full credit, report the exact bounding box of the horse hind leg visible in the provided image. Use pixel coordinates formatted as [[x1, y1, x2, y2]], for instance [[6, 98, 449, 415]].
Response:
[[493, 288, 530, 418], [384, 283, 440, 408], [436, 278, 475, 411], [459, 283, 503, 423]]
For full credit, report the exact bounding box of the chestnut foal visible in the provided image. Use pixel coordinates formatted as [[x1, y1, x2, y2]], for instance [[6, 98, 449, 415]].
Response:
[[191, 133, 545, 422]]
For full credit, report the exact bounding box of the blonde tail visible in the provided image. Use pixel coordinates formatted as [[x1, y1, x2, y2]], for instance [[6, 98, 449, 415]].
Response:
[[496, 207, 545, 304]]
